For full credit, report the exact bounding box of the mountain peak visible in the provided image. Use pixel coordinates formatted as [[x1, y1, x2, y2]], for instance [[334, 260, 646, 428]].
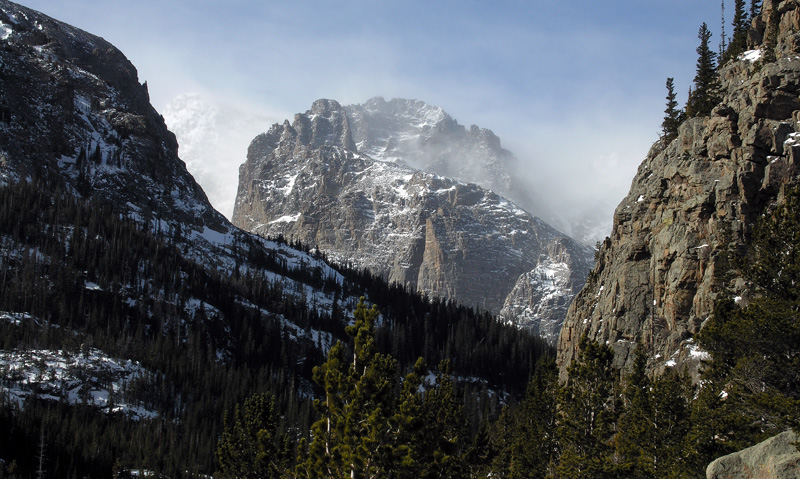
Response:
[[234, 98, 594, 338]]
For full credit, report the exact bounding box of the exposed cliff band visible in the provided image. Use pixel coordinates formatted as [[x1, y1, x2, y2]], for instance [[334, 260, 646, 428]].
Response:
[[557, 0, 800, 378]]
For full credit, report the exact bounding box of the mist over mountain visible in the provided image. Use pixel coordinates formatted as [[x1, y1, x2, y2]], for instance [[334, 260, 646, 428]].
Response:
[[163, 93, 273, 218], [232, 98, 594, 341], [164, 93, 612, 244], [4, 0, 799, 477]]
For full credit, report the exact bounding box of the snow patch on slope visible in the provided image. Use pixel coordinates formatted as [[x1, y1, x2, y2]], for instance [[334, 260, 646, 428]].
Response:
[[0, 347, 158, 420]]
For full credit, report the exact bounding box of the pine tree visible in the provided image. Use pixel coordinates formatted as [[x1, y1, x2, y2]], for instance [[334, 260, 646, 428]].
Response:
[[419, 360, 467, 479], [555, 335, 620, 479], [616, 346, 691, 479], [687, 23, 721, 118], [749, 0, 761, 20], [661, 78, 683, 145], [216, 392, 289, 479], [720, 0, 727, 59], [508, 360, 558, 479], [298, 298, 410, 479], [687, 187, 800, 474], [726, 0, 749, 61]]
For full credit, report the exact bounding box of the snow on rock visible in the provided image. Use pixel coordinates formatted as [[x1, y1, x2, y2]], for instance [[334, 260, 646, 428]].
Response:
[[234, 99, 594, 321], [740, 49, 762, 62], [0, 20, 11, 40], [0, 347, 158, 420]]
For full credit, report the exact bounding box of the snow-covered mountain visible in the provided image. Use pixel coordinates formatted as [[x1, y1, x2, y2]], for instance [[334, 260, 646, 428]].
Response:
[[233, 99, 594, 337], [345, 97, 520, 202]]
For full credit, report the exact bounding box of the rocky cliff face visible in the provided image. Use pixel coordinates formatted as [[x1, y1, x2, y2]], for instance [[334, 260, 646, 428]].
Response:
[[0, 0, 345, 286], [233, 99, 593, 330], [0, 0, 225, 233], [557, 0, 800, 378]]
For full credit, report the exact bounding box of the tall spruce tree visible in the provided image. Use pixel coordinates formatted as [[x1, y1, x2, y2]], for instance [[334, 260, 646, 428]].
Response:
[[661, 77, 683, 144], [726, 0, 749, 61], [720, 0, 727, 58], [687, 23, 721, 117], [216, 393, 290, 479], [508, 360, 558, 479], [297, 299, 405, 479], [686, 187, 800, 475], [419, 360, 468, 479], [749, 0, 761, 20], [555, 335, 620, 479], [615, 346, 691, 479]]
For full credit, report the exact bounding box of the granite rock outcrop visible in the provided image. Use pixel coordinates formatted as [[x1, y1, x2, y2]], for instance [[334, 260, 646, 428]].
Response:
[[234, 99, 593, 330], [557, 0, 800, 378], [706, 430, 800, 479]]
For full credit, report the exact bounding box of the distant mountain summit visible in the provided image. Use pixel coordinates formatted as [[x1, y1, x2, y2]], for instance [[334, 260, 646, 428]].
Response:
[[345, 97, 519, 202], [233, 98, 593, 340]]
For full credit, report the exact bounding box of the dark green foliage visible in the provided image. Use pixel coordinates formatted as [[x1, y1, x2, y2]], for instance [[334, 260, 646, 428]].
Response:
[[750, 0, 761, 20], [507, 360, 558, 479], [296, 300, 470, 479], [732, 0, 749, 55], [0, 178, 547, 478], [743, 187, 800, 301], [615, 346, 691, 479], [555, 335, 620, 479], [418, 360, 468, 479], [298, 299, 406, 478], [661, 77, 683, 145], [216, 393, 291, 479], [687, 186, 800, 475], [687, 23, 721, 118], [723, 0, 750, 62]]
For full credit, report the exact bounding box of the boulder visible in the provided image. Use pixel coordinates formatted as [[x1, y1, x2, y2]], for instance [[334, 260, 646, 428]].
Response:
[[707, 430, 800, 479]]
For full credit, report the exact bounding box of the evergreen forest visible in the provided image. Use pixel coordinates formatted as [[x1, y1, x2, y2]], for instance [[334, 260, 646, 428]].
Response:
[[2, 1, 799, 478]]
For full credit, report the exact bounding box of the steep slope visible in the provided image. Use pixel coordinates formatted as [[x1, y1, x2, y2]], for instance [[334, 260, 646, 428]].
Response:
[[0, 2, 224, 233], [557, 0, 800, 378], [233, 99, 593, 332], [0, 5, 550, 475]]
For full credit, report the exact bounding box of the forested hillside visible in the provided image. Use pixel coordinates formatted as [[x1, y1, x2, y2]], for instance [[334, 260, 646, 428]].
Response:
[[0, 176, 549, 478]]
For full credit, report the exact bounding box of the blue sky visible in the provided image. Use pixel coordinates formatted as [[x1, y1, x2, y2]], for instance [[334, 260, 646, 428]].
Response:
[[20, 0, 725, 238]]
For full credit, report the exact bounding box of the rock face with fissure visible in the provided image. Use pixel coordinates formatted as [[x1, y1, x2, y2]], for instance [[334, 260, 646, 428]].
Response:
[[557, 0, 800, 379], [233, 99, 593, 332]]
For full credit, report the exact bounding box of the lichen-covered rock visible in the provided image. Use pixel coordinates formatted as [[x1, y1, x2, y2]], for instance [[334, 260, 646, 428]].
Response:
[[706, 430, 800, 479], [557, 0, 800, 379]]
